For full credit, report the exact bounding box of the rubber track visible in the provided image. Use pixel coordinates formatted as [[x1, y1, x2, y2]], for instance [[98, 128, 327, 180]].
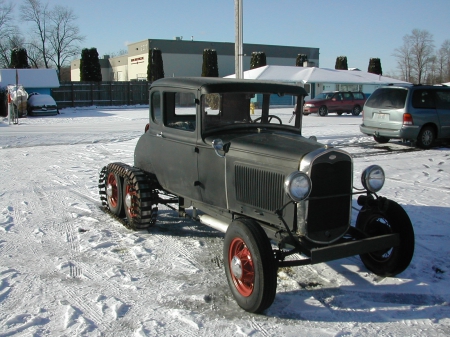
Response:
[[99, 162, 158, 230]]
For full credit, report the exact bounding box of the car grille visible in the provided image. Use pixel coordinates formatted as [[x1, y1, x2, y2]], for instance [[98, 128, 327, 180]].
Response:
[[235, 165, 284, 212], [304, 150, 352, 242]]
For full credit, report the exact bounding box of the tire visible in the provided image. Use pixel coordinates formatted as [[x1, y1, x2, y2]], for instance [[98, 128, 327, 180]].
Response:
[[337, 112, 343, 116], [352, 105, 362, 116], [122, 172, 158, 230], [416, 126, 435, 149], [223, 218, 277, 313], [318, 105, 328, 116], [356, 199, 415, 276], [106, 171, 124, 216], [373, 135, 390, 144]]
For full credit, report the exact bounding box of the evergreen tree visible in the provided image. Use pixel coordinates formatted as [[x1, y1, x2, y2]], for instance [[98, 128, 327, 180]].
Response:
[[296, 54, 308, 67], [80, 48, 102, 82], [367, 58, 383, 75], [250, 51, 267, 69], [201, 49, 219, 77], [148, 48, 165, 82], [335, 56, 348, 70], [9, 48, 30, 69]]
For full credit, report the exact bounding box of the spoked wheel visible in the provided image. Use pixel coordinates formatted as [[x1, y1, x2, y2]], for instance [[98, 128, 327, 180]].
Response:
[[252, 115, 282, 124], [356, 199, 415, 276], [224, 218, 277, 313], [417, 126, 435, 149], [105, 171, 124, 216], [318, 105, 328, 116], [122, 170, 158, 230]]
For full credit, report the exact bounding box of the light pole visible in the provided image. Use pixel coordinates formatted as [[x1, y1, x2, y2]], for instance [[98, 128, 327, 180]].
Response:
[[235, 0, 243, 79]]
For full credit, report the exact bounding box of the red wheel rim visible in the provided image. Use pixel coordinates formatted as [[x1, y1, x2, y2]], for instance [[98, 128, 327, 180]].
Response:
[[228, 237, 254, 297], [125, 183, 138, 218], [107, 173, 119, 208]]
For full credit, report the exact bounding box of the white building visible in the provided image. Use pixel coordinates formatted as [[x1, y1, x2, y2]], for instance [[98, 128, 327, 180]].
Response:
[[71, 38, 320, 82]]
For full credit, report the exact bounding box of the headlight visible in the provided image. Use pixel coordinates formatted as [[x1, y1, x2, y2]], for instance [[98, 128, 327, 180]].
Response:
[[361, 165, 385, 193], [304, 104, 315, 108], [284, 171, 312, 202]]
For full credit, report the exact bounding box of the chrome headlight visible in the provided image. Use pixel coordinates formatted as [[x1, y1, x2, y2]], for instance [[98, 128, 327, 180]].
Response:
[[284, 171, 312, 202], [361, 165, 385, 193]]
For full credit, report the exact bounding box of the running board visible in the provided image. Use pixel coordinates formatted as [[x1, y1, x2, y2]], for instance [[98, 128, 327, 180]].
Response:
[[198, 215, 229, 233]]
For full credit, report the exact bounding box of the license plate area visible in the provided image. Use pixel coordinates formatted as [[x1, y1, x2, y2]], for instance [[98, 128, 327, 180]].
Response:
[[375, 112, 389, 120]]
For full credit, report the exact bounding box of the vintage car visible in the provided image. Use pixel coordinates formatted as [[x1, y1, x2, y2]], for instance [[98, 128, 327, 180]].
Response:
[[99, 77, 415, 313]]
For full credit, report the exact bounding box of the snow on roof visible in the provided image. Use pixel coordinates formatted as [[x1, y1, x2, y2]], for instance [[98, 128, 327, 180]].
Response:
[[0, 69, 60, 88], [226, 65, 410, 85]]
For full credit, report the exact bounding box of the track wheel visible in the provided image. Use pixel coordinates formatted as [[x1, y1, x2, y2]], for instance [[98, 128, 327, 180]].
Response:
[[356, 199, 415, 276], [106, 171, 124, 216], [122, 172, 158, 230], [223, 218, 277, 313]]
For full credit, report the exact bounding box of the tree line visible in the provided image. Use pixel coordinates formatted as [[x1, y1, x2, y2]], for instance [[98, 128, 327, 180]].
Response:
[[0, 0, 84, 80]]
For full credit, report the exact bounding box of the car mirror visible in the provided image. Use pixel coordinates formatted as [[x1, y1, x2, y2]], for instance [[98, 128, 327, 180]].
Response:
[[212, 139, 230, 158]]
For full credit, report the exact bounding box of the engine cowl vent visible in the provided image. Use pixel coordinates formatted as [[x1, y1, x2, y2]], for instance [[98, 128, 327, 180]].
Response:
[[235, 165, 284, 212]]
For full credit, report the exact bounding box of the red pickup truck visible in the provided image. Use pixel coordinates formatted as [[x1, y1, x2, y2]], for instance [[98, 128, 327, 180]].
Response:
[[303, 91, 367, 116]]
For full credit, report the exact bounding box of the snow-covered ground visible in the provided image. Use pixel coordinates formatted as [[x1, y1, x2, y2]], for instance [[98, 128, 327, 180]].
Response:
[[0, 106, 449, 337]]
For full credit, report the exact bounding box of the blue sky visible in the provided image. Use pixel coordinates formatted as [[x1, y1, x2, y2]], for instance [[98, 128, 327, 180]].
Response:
[[43, 0, 450, 76]]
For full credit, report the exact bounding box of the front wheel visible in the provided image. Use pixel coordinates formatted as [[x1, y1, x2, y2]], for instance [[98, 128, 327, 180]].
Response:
[[318, 105, 328, 116], [224, 218, 277, 313], [356, 199, 414, 276], [417, 126, 435, 149]]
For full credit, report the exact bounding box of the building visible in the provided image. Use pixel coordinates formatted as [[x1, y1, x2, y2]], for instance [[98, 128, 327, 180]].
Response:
[[71, 38, 320, 82], [0, 69, 60, 95]]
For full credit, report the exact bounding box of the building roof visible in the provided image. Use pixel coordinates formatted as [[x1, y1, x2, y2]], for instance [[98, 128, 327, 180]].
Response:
[[226, 65, 410, 85], [0, 69, 60, 88]]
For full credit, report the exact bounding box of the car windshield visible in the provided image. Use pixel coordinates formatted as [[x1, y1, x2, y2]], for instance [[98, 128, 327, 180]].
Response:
[[365, 88, 407, 109], [314, 92, 334, 100], [201, 92, 301, 134]]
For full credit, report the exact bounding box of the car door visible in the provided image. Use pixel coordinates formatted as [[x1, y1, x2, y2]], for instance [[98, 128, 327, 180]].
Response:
[[435, 89, 450, 138], [329, 93, 342, 112], [147, 90, 201, 201], [342, 92, 354, 111]]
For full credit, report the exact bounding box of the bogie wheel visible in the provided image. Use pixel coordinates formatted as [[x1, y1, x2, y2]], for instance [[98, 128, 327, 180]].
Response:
[[106, 171, 124, 216], [356, 199, 414, 276], [223, 218, 277, 313], [416, 126, 435, 149], [373, 135, 390, 144], [122, 172, 158, 230], [352, 105, 362, 116], [318, 105, 328, 116]]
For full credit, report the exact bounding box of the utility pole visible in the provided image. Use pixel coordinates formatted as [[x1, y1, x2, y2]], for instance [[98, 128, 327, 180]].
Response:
[[235, 0, 243, 79]]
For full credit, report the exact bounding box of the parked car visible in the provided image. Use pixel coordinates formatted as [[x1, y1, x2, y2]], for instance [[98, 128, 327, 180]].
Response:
[[360, 84, 450, 149], [27, 93, 59, 116], [99, 77, 414, 313], [303, 91, 366, 116]]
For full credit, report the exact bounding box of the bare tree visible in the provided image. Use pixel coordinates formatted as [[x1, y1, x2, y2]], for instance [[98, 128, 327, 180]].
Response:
[[0, 33, 24, 68], [0, 0, 18, 67], [437, 39, 450, 83], [395, 29, 435, 84], [47, 5, 84, 80], [20, 0, 51, 68]]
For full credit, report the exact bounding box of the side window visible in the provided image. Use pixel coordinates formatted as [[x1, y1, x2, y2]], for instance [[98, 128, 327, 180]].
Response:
[[343, 92, 352, 100], [436, 90, 450, 110], [151, 91, 161, 124], [164, 92, 197, 131], [412, 90, 435, 109]]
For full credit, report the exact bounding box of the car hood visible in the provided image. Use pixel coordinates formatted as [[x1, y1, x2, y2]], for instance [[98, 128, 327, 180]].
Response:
[[305, 98, 327, 104], [204, 130, 323, 167]]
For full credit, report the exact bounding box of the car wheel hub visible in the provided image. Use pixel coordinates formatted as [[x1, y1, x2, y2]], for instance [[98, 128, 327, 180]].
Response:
[[106, 184, 113, 197], [125, 192, 132, 208], [231, 255, 243, 279]]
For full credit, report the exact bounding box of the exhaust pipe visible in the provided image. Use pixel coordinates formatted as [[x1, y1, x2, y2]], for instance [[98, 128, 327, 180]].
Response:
[[198, 215, 229, 233]]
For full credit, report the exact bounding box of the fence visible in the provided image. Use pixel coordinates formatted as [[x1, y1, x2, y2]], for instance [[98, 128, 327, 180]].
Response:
[[51, 81, 150, 108]]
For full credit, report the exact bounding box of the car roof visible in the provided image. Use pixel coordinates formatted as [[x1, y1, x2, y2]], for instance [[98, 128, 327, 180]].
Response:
[[151, 77, 308, 96]]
